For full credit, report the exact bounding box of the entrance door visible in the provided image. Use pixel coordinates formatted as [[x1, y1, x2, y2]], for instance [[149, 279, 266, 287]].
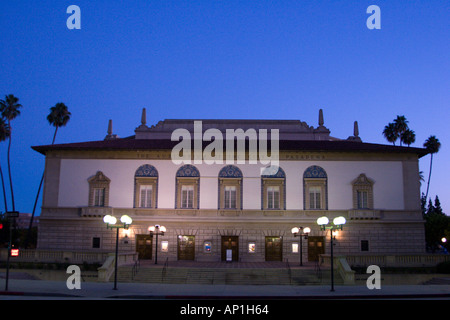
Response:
[[308, 236, 325, 261], [178, 235, 195, 260], [136, 234, 152, 260], [265, 236, 282, 261], [221, 236, 239, 261]]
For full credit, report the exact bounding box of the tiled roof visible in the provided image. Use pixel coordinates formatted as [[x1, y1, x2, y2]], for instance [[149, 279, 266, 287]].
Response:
[[32, 136, 428, 157]]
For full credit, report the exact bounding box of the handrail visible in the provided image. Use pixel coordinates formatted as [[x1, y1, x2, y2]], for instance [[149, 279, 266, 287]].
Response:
[[161, 257, 169, 281], [314, 259, 322, 281], [286, 258, 292, 285], [131, 257, 140, 280]]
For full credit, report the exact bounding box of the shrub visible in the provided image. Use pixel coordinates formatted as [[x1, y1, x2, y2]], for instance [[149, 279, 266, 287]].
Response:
[[436, 261, 450, 274]]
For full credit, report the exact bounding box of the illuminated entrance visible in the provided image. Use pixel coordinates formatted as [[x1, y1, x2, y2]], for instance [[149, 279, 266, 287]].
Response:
[[136, 234, 152, 260], [221, 236, 239, 261], [178, 235, 195, 260], [265, 236, 282, 261]]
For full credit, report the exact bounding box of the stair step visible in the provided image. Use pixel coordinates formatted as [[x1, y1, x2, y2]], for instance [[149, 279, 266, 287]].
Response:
[[112, 265, 340, 285]]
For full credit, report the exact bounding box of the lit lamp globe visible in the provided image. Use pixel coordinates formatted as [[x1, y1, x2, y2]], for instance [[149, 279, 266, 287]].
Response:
[[333, 216, 346, 226], [303, 227, 311, 234], [120, 215, 132, 225], [317, 216, 329, 226], [103, 215, 117, 225], [291, 227, 300, 235]]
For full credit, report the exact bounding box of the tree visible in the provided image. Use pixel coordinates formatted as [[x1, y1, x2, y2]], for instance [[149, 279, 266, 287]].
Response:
[[0, 118, 10, 212], [394, 115, 409, 146], [424, 195, 450, 252], [401, 128, 416, 147], [423, 135, 441, 203], [382, 123, 398, 145], [0, 94, 22, 212], [25, 103, 71, 247], [46, 102, 71, 144]]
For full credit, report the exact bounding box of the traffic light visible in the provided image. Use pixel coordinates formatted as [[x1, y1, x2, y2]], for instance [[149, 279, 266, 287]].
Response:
[[0, 223, 3, 230]]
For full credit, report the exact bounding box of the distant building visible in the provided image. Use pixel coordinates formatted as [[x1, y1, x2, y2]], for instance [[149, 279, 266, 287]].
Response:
[[32, 109, 427, 263], [15, 213, 39, 229]]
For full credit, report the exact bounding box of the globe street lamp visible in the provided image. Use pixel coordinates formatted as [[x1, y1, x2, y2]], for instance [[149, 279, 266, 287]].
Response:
[[317, 216, 346, 292], [291, 227, 311, 266], [103, 214, 133, 290], [149, 225, 166, 264]]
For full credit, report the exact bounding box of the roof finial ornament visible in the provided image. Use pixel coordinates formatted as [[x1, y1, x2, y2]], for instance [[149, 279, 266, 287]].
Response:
[[354, 121, 359, 137], [141, 107, 147, 126], [346, 120, 362, 142], [107, 119, 113, 135], [104, 119, 118, 140], [319, 109, 324, 126]]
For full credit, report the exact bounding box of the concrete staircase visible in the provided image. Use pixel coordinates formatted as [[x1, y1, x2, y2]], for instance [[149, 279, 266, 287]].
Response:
[[116, 264, 340, 285]]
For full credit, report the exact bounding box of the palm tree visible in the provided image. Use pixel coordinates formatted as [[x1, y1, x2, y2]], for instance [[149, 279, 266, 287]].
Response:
[[0, 94, 22, 211], [401, 129, 416, 147], [382, 123, 398, 145], [26, 103, 71, 247], [0, 118, 10, 212], [423, 135, 441, 203], [394, 115, 409, 146]]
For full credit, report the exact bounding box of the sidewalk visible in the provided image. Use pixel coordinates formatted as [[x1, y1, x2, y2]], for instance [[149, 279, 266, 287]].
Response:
[[1, 277, 449, 300]]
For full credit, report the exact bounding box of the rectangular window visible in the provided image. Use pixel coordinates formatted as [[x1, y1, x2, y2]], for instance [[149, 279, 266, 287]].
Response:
[[309, 186, 322, 209], [361, 240, 369, 251], [267, 186, 280, 209], [93, 188, 105, 207], [140, 185, 153, 208], [357, 191, 368, 209], [181, 185, 194, 208], [92, 237, 101, 249], [224, 186, 237, 209]]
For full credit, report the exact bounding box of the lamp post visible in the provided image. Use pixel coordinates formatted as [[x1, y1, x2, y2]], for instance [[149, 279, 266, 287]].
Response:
[[149, 225, 166, 264], [317, 216, 346, 292], [103, 214, 133, 290], [291, 227, 311, 266], [4, 211, 19, 291]]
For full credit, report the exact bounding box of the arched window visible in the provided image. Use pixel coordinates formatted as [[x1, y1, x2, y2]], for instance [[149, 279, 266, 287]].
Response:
[[218, 165, 243, 210], [303, 166, 328, 210], [261, 167, 286, 210], [134, 164, 158, 208], [175, 165, 200, 209]]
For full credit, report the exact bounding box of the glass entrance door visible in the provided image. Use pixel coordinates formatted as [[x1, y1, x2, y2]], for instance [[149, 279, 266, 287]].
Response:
[[265, 236, 282, 261], [178, 235, 195, 260], [221, 236, 239, 261], [136, 234, 152, 260], [308, 236, 325, 261]]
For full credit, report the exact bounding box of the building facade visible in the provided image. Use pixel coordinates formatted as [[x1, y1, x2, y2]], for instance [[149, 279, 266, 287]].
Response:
[[33, 109, 427, 263]]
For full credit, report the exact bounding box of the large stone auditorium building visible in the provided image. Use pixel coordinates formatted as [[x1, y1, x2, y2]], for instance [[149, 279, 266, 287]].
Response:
[[32, 109, 427, 263]]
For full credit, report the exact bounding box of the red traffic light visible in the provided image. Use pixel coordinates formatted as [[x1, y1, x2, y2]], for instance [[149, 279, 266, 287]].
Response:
[[11, 249, 19, 257], [0, 223, 3, 229]]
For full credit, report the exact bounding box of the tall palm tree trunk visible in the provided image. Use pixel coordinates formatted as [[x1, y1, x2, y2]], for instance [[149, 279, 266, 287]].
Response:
[[425, 153, 433, 202], [7, 121, 14, 211], [25, 127, 59, 248], [0, 164, 7, 212]]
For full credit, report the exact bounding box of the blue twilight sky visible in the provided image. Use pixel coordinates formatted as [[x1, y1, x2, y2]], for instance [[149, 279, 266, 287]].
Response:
[[0, 0, 449, 215]]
